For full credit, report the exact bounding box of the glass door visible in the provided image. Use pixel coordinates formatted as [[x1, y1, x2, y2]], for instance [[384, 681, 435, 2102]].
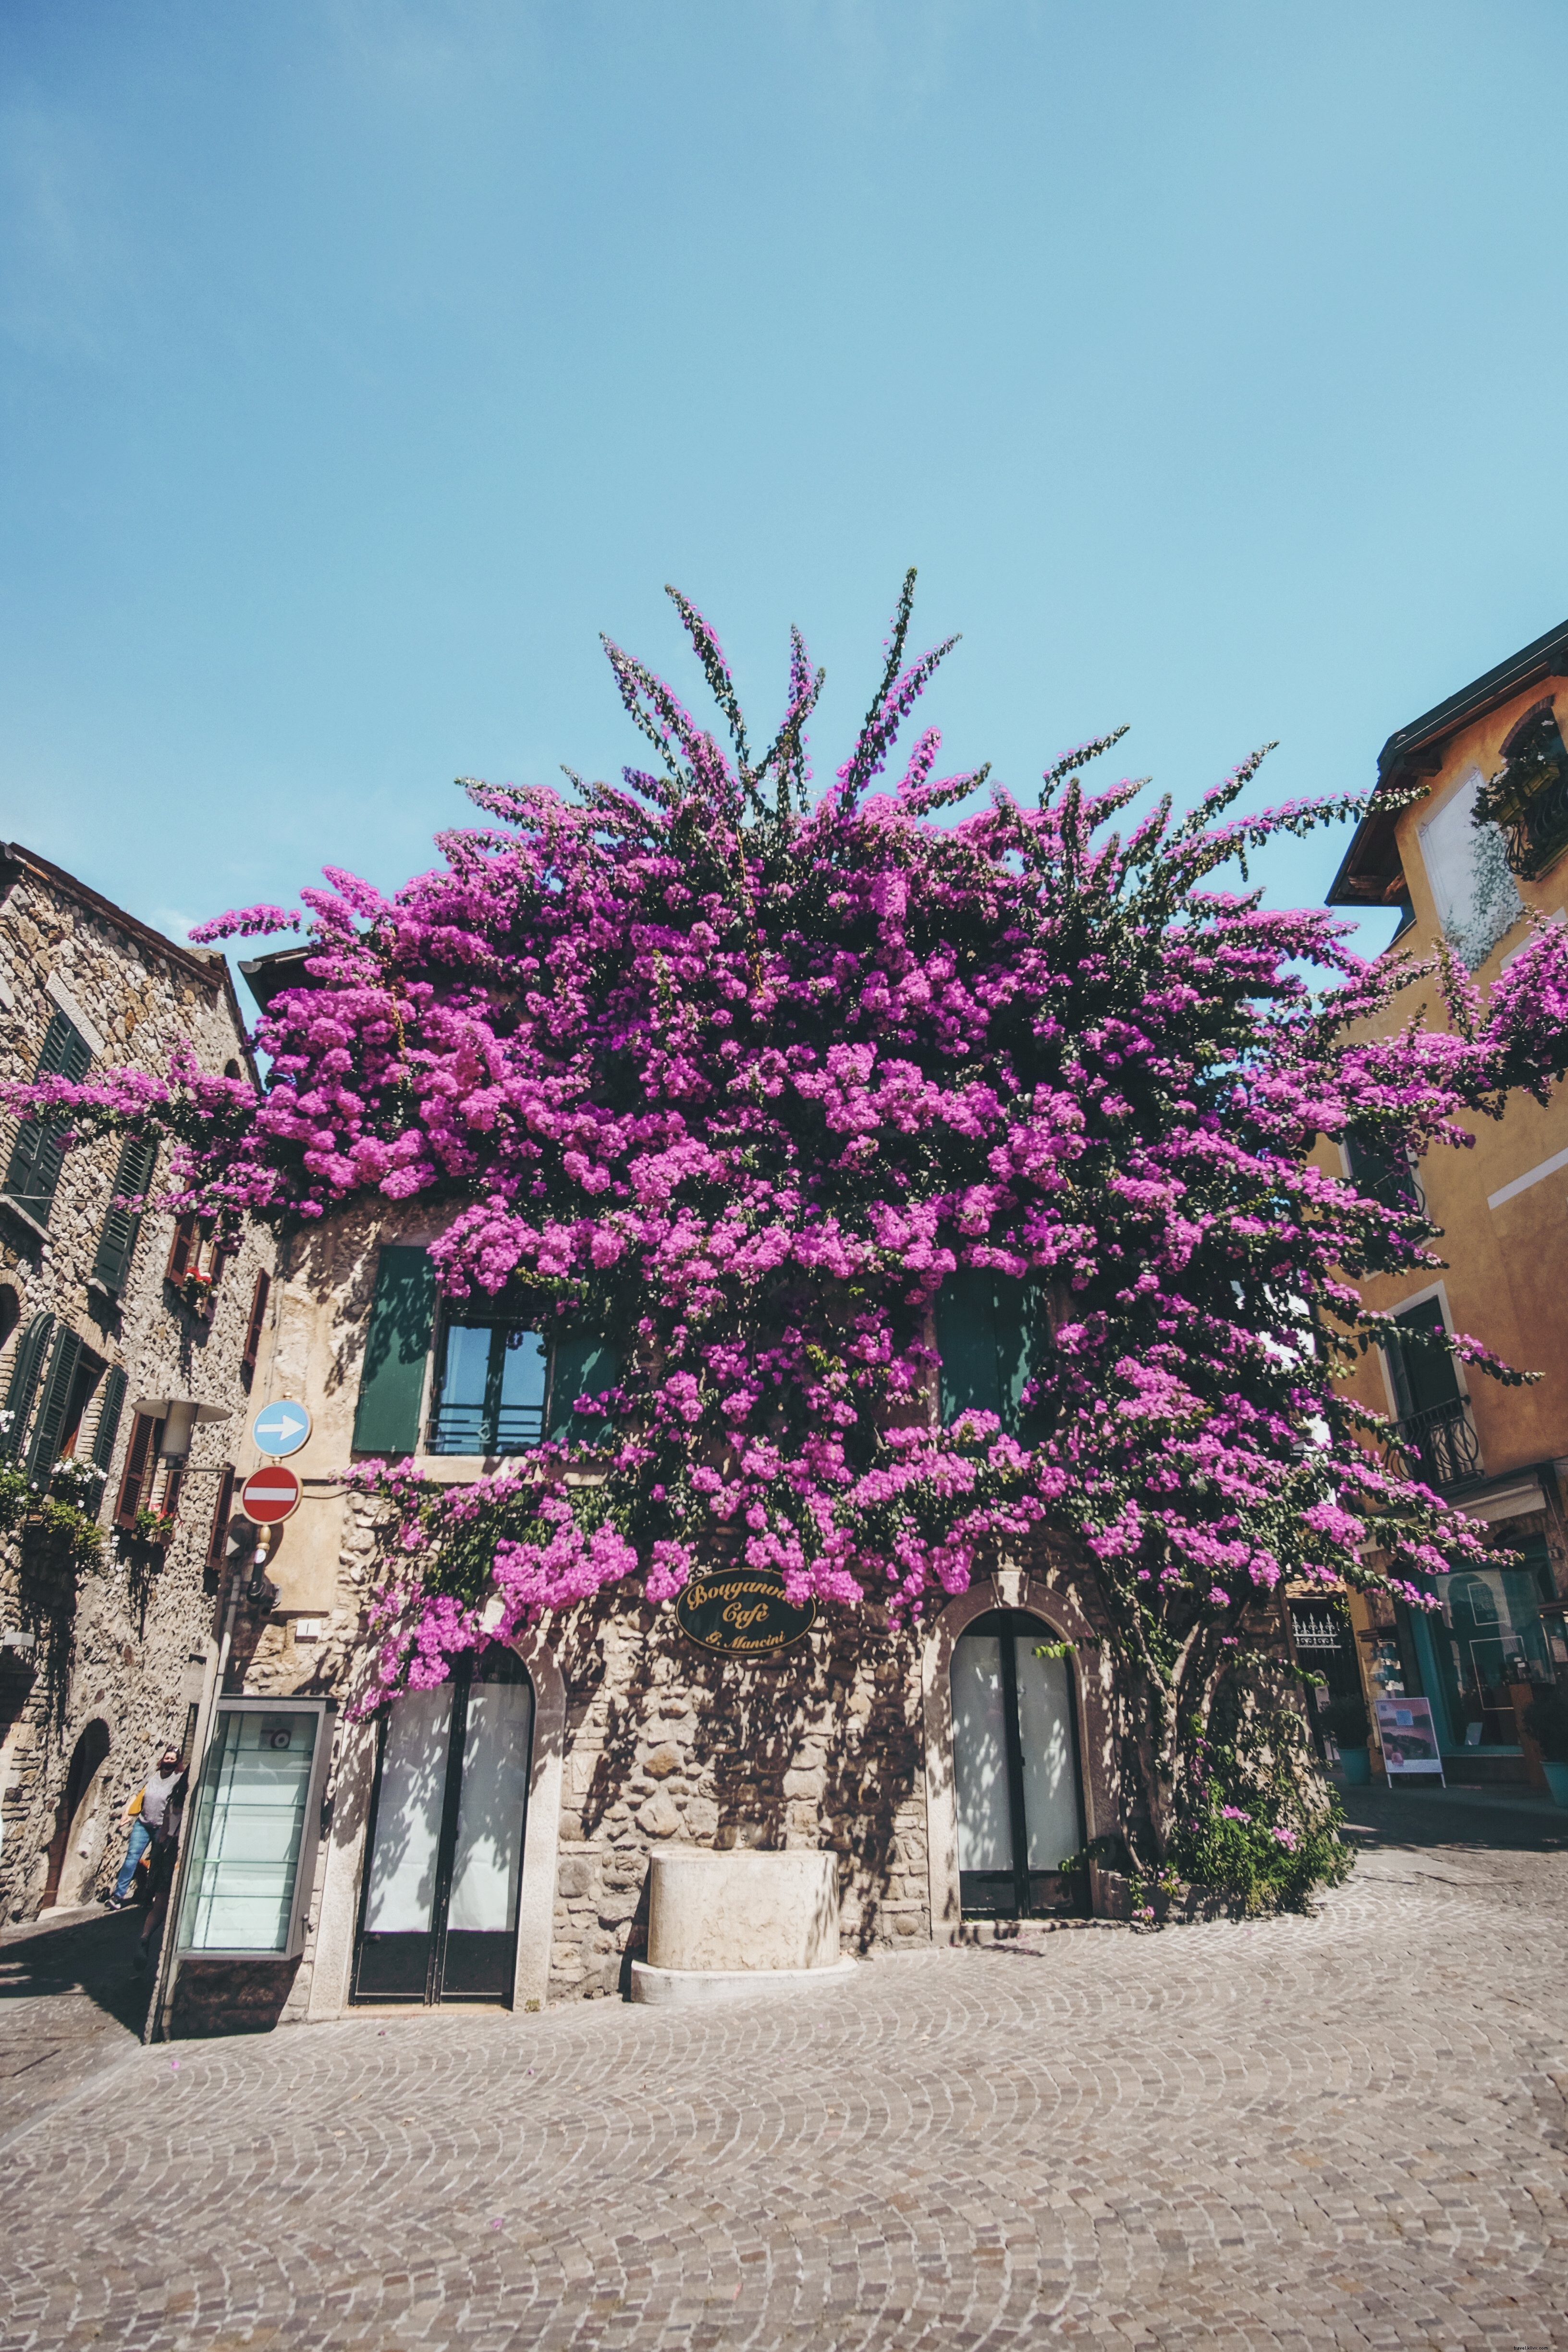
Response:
[[952, 1610, 1085, 1917], [353, 1647, 533, 2005]]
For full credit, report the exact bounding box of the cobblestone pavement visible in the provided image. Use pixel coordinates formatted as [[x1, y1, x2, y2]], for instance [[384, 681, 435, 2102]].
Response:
[[1, 1788, 1566, 2350]]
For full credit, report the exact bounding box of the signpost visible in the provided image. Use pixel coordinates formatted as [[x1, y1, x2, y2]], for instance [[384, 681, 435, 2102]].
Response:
[[251, 1400, 311, 1458], [1373, 1695, 1445, 1784], [675, 1567, 816, 1657], [239, 1465, 302, 1526]]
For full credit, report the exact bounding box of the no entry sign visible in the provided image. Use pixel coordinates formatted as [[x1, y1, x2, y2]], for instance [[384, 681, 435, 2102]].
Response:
[[240, 1465, 302, 1525]]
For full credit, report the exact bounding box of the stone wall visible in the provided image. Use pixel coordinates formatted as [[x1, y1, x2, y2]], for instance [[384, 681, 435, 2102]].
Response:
[[0, 842, 274, 1922]]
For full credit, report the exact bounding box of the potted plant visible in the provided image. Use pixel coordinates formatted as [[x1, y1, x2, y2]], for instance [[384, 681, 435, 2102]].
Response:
[[1322, 1691, 1373, 1785], [1521, 1692, 1568, 1807]]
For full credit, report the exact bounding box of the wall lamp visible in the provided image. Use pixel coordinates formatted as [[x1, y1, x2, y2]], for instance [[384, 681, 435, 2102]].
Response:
[[132, 1396, 233, 1461]]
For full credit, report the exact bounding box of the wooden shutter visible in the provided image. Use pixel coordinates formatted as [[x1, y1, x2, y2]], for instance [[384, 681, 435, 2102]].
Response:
[[165, 1213, 198, 1286], [92, 1136, 159, 1294], [3, 1012, 92, 1224], [161, 1461, 185, 1522], [1, 1312, 55, 1462], [241, 1269, 271, 1375], [91, 1366, 128, 1471], [206, 1463, 236, 1572], [24, 1325, 84, 1485], [114, 1412, 159, 1527], [1390, 1298, 1461, 1417], [351, 1245, 436, 1455], [545, 1331, 621, 1445]]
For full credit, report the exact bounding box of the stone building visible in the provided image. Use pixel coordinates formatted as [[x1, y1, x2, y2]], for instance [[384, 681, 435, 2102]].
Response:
[[157, 1037, 1148, 2036], [1317, 615, 1568, 1782], [0, 841, 274, 1922]]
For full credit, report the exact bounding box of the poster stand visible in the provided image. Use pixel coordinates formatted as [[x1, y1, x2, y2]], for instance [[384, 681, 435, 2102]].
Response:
[[1374, 1695, 1446, 1786]]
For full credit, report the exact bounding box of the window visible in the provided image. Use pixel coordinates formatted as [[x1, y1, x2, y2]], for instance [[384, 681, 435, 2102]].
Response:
[[951, 1611, 1085, 1918], [1383, 1297, 1481, 1491], [1344, 1123, 1421, 1214], [1481, 700, 1568, 879], [351, 1244, 621, 1459], [176, 1699, 331, 1956], [935, 1269, 1040, 1433], [428, 1308, 548, 1455], [114, 1412, 163, 1527], [241, 1270, 271, 1377], [2, 1010, 91, 1226], [161, 1460, 185, 1522], [1425, 1543, 1556, 1746], [165, 1213, 199, 1287], [92, 1136, 159, 1295]]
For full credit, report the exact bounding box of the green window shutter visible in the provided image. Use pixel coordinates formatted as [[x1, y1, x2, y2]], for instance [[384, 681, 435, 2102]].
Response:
[[937, 1268, 1004, 1423], [4, 1011, 92, 1225], [92, 1366, 129, 1472], [1390, 1298, 1461, 1418], [937, 1271, 1040, 1434], [92, 1136, 158, 1293], [1, 1312, 54, 1462], [25, 1324, 83, 1486], [352, 1245, 436, 1456], [545, 1331, 621, 1445]]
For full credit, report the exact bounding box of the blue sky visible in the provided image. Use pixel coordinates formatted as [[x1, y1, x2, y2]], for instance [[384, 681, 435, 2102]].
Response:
[[3, 1, 1567, 980]]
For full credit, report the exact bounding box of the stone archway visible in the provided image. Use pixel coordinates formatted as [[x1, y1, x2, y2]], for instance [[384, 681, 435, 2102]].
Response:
[[42, 1719, 112, 1911]]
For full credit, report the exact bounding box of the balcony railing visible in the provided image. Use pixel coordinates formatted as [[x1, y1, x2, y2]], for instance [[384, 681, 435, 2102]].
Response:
[[426, 1403, 544, 1457], [1381, 1400, 1482, 1493]]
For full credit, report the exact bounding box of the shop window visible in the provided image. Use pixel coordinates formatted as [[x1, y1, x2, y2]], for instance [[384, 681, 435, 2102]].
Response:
[[1428, 1545, 1556, 1747], [353, 1646, 533, 2005], [241, 1270, 271, 1377], [951, 1610, 1085, 1918], [92, 1136, 159, 1296], [1, 1011, 92, 1228], [175, 1699, 331, 1956], [936, 1269, 1040, 1433]]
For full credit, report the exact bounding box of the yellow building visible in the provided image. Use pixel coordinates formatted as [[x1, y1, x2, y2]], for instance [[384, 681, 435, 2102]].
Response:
[[1323, 616, 1568, 1782]]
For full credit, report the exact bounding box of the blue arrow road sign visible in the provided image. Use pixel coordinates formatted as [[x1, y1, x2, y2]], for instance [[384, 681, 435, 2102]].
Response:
[[251, 1400, 312, 1458]]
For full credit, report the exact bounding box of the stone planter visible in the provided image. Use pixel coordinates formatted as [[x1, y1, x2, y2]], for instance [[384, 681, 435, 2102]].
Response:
[[629, 1849, 857, 2006], [1543, 1759, 1568, 1808]]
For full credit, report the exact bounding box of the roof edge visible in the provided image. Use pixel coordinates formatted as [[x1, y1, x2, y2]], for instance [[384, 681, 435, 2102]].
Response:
[[0, 840, 224, 992]]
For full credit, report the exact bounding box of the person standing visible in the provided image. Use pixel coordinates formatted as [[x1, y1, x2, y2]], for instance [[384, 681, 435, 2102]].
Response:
[[106, 1746, 186, 1911]]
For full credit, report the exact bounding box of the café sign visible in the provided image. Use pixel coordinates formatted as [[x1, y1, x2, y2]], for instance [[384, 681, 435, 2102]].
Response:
[[675, 1567, 817, 1658]]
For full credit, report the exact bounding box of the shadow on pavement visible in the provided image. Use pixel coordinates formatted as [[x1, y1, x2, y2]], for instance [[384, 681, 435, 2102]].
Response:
[[1335, 1776, 1568, 1854], [0, 1904, 154, 2038]]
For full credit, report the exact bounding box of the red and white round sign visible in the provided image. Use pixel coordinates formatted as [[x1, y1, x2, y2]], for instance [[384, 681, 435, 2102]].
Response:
[[239, 1465, 302, 1525]]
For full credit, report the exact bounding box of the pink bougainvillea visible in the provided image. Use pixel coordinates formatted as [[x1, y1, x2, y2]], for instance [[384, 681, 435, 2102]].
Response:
[[15, 576, 1568, 1886]]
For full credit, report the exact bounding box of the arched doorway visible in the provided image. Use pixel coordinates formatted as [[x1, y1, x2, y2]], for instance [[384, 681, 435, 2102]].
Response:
[[352, 1646, 534, 2006], [951, 1611, 1085, 1918], [42, 1718, 112, 1911]]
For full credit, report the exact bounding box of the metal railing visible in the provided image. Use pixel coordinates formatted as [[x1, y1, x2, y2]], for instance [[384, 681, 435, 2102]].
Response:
[[426, 1403, 544, 1457], [1382, 1399, 1482, 1493]]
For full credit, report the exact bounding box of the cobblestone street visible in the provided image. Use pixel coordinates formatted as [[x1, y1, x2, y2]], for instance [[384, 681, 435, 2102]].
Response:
[[0, 1787, 1565, 2350]]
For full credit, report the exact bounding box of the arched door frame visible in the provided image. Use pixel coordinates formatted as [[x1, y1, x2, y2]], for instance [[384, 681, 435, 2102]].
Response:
[[308, 1622, 564, 2018], [922, 1572, 1114, 1939]]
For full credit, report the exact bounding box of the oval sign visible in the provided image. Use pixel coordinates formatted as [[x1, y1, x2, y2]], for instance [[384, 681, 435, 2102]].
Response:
[[675, 1567, 817, 1658], [239, 1465, 302, 1526]]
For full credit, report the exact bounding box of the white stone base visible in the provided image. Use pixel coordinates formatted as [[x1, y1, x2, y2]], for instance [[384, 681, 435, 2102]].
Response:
[[629, 1955, 859, 2007]]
